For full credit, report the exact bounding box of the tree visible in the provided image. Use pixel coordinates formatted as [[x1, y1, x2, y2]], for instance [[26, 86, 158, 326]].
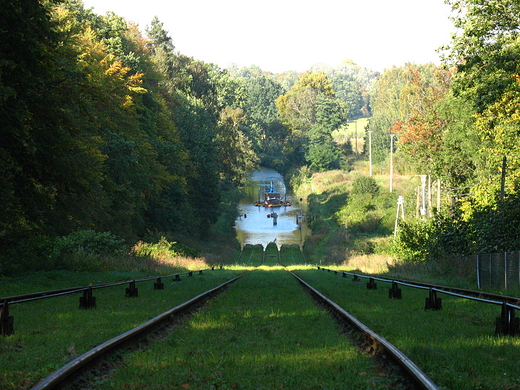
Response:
[[0, 0, 116, 240], [368, 63, 449, 170], [217, 107, 259, 185], [331, 74, 364, 118], [389, 66, 452, 174], [305, 95, 346, 171], [240, 76, 288, 167], [276, 72, 335, 133], [445, 0, 520, 113]]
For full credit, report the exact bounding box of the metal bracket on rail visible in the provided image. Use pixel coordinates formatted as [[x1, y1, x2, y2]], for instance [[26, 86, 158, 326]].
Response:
[[79, 287, 96, 309], [342, 272, 347, 278], [388, 281, 402, 299], [174, 274, 181, 282], [188, 271, 193, 277], [424, 288, 442, 310], [366, 277, 377, 290], [353, 274, 360, 282], [125, 280, 138, 297], [495, 303, 519, 336], [154, 277, 164, 290], [0, 300, 14, 336]]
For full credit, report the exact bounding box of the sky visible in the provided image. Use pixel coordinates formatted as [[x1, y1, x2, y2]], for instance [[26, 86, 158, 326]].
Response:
[[81, 0, 455, 73]]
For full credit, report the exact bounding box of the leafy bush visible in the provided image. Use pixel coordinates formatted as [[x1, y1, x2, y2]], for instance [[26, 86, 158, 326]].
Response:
[[0, 235, 58, 275], [132, 237, 199, 259], [351, 175, 380, 195], [390, 219, 435, 262], [334, 192, 392, 235], [53, 230, 126, 257]]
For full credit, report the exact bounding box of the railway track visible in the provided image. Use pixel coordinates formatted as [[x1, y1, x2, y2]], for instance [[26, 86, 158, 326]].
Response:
[[6, 248, 517, 389], [317, 266, 520, 336], [32, 275, 244, 390], [29, 267, 439, 390]]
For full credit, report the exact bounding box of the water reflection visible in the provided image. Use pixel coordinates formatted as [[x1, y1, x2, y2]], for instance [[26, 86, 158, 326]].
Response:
[[235, 168, 310, 248]]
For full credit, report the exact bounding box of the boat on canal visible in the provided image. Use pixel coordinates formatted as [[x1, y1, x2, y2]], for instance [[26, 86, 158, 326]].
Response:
[[254, 177, 291, 207]]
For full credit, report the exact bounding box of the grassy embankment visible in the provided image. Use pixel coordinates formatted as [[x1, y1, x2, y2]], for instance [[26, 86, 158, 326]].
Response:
[[299, 169, 463, 275], [298, 116, 477, 287]]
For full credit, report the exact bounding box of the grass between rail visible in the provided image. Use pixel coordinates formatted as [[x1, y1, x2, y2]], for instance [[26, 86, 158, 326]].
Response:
[[296, 268, 520, 390], [0, 269, 242, 389], [2, 265, 520, 390], [94, 267, 407, 390]]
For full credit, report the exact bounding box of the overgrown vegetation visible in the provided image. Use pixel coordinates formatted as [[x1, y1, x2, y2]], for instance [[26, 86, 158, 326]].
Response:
[[0, 230, 236, 276]]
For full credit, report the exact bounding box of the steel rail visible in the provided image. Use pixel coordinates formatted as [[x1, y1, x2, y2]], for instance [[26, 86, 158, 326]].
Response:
[[1, 268, 215, 306], [291, 272, 440, 390], [318, 267, 520, 304], [31, 274, 243, 390]]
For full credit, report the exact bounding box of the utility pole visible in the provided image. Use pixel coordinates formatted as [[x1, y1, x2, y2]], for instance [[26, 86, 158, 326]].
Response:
[[418, 175, 427, 217], [368, 130, 373, 176], [394, 196, 405, 238], [355, 121, 358, 156], [389, 134, 395, 192]]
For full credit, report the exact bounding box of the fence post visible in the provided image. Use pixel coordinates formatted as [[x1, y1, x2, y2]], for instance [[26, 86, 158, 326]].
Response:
[[125, 280, 138, 297], [476, 254, 481, 289], [518, 251, 520, 288], [154, 277, 164, 290], [79, 287, 96, 309], [0, 300, 14, 336], [425, 288, 442, 310], [490, 255, 493, 289], [495, 302, 519, 336], [388, 281, 402, 299], [366, 278, 377, 290], [505, 252, 508, 290]]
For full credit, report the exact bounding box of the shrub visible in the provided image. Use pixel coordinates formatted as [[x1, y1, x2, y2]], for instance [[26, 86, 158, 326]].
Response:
[[53, 230, 126, 258], [0, 235, 58, 275], [132, 237, 199, 260], [351, 175, 380, 195], [390, 219, 435, 262]]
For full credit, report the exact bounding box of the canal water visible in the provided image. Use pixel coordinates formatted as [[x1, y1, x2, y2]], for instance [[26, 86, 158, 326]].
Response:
[[235, 168, 310, 249]]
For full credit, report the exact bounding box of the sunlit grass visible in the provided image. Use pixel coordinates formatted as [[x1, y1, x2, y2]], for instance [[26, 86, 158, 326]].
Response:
[[295, 269, 520, 390], [0, 269, 242, 389], [4, 265, 517, 389], [96, 269, 403, 390]]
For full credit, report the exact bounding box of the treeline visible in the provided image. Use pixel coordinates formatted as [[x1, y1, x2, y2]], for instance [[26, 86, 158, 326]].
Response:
[[367, 0, 520, 258], [2, 0, 254, 244], [0, 0, 375, 253]]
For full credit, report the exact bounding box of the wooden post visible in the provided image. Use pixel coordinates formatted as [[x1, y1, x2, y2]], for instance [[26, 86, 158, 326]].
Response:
[[437, 179, 441, 213], [500, 156, 507, 201]]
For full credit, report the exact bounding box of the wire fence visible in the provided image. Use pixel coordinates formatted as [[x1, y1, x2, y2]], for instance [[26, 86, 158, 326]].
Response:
[[477, 251, 520, 290]]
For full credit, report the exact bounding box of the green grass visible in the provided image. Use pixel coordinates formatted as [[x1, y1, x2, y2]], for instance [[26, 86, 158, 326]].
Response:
[[294, 269, 520, 390], [0, 269, 242, 389], [94, 268, 403, 390], [3, 266, 520, 389]]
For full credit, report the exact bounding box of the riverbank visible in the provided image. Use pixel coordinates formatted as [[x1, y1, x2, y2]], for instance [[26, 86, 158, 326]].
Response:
[[291, 167, 477, 288]]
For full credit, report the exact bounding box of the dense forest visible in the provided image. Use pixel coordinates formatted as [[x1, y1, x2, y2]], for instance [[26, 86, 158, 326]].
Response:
[[0, 0, 376, 255], [3, 0, 520, 270]]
